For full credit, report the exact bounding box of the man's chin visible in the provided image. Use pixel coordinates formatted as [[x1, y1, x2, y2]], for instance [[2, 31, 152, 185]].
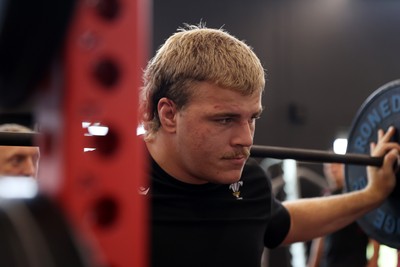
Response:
[[214, 172, 243, 184]]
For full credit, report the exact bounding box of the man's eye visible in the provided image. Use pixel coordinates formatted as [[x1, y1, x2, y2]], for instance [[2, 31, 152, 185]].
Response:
[[10, 156, 24, 166], [216, 118, 233, 124]]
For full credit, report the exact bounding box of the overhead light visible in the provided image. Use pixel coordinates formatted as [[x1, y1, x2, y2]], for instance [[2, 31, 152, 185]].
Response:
[[88, 124, 109, 136], [333, 138, 347, 155]]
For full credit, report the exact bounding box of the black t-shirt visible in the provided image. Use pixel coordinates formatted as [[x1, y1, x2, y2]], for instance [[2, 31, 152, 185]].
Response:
[[149, 157, 291, 267]]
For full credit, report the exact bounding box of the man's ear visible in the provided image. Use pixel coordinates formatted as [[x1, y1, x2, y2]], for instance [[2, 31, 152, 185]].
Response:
[[158, 97, 178, 133]]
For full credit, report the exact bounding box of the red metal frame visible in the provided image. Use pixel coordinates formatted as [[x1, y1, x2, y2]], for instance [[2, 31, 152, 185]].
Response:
[[37, 0, 150, 266]]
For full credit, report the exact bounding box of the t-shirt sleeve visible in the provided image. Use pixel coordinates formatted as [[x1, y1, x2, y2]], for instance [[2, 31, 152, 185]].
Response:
[[264, 196, 291, 248]]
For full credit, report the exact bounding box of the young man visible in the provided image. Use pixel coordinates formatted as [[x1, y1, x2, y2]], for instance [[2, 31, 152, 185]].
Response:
[[139, 24, 399, 267], [0, 123, 40, 178]]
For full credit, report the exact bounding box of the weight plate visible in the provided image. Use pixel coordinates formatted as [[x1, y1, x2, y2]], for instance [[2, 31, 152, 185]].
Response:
[[345, 79, 400, 249]]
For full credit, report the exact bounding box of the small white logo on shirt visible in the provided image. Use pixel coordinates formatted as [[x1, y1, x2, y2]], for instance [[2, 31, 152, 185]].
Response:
[[229, 181, 243, 200]]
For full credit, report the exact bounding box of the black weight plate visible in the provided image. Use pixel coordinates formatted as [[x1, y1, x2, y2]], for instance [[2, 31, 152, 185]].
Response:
[[345, 79, 400, 249]]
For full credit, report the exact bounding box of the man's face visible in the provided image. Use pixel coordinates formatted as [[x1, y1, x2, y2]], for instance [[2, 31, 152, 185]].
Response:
[[0, 146, 40, 178], [166, 82, 263, 184]]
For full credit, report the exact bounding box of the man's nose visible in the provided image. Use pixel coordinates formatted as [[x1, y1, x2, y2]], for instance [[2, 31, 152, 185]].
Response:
[[22, 158, 36, 177], [233, 121, 254, 147]]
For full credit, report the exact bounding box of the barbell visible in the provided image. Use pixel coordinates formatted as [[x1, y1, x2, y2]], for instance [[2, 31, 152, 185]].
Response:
[[1, 80, 400, 249]]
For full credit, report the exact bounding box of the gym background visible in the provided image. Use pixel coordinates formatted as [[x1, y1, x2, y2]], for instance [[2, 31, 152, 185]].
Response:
[[0, 0, 399, 266], [153, 0, 400, 150]]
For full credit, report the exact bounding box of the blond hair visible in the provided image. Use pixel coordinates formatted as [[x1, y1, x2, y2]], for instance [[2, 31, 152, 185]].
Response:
[[139, 24, 265, 140]]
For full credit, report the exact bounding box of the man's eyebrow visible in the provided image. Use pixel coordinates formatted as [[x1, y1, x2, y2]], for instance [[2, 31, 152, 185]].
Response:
[[210, 112, 241, 118], [12, 153, 27, 158], [207, 105, 264, 118], [210, 110, 263, 118]]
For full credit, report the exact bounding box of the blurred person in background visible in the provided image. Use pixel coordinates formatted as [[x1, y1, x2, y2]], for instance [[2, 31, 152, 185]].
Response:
[[0, 123, 39, 178], [307, 162, 380, 267]]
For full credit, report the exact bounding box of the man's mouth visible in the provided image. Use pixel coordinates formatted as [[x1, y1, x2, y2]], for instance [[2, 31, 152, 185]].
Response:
[[222, 149, 250, 161]]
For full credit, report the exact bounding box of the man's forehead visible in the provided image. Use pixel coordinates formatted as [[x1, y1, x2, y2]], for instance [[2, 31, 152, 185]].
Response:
[[0, 146, 39, 155]]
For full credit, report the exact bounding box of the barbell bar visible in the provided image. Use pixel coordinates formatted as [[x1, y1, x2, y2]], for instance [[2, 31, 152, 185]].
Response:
[[250, 145, 383, 166], [0, 131, 385, 167], [0, 132, 388, 168]]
